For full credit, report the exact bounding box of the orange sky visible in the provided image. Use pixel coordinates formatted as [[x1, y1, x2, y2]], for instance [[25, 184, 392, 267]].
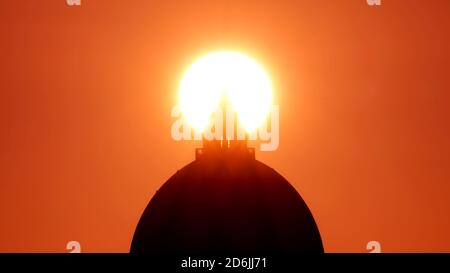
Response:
[[0, 0, 449, 252]]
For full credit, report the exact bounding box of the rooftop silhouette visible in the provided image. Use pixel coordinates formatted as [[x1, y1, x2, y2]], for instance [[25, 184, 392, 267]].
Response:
[[130, 136, 324, 255]]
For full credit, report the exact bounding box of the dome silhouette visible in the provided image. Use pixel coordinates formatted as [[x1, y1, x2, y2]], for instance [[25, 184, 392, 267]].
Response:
[[130, 145, 324, 255]]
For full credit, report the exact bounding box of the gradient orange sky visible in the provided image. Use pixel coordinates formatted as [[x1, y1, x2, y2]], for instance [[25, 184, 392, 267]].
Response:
[[0, 0, 449, 252]]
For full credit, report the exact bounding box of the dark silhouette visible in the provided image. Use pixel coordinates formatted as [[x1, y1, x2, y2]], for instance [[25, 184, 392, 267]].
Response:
[[130, 137, 324, 256]]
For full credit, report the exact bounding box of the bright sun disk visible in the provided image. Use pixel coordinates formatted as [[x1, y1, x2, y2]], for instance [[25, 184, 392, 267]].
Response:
[[179, 51, 273, 132]]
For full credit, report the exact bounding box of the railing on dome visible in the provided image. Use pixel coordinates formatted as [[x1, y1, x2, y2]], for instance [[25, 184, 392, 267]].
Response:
[[195, 102, 255, 160]]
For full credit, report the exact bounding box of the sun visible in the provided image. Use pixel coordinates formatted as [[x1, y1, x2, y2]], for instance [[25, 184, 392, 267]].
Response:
[[178, 51, 273, 132]]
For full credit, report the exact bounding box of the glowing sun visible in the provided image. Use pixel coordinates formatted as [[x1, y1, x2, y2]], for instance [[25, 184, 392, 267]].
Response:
[[179, 51, 273, 132]]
